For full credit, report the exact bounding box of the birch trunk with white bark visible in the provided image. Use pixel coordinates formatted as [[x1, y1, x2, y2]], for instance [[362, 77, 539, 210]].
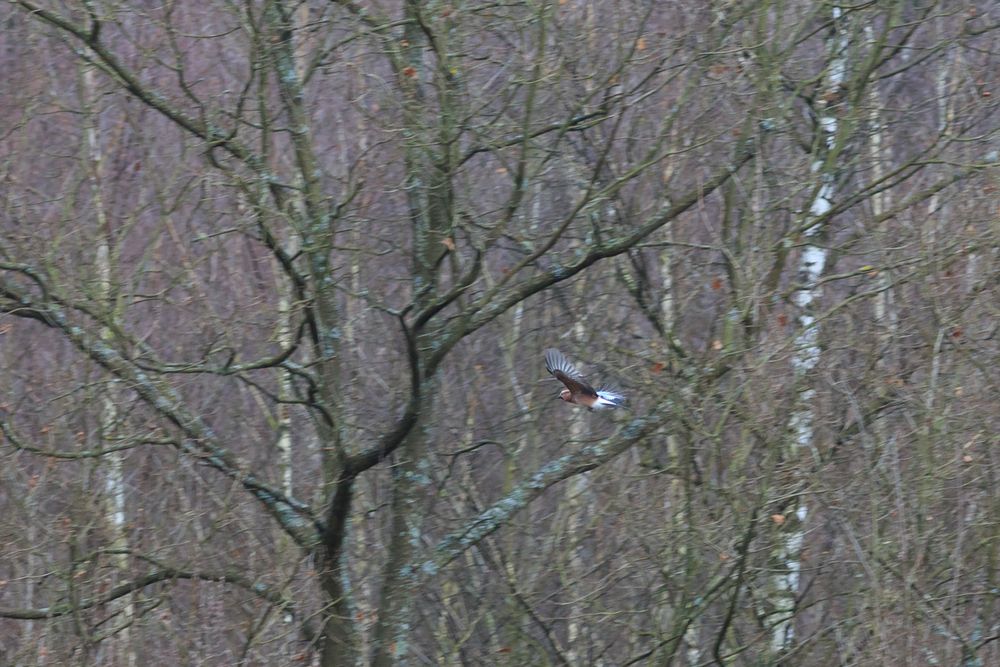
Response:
[[83, 62, 137, 667], [770, 6, 846, 654]]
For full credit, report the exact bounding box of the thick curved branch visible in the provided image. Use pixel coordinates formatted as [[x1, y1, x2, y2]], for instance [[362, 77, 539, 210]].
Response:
[[422, 413, 661, 576], [343, 312, 422, 477], [0, 278, 321, 548]]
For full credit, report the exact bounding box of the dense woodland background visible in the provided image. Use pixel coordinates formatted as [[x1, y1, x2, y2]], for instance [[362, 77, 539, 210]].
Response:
[[1, 0, 998, 665]]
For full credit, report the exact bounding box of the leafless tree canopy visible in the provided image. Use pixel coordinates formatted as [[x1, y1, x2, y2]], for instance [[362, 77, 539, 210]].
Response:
[[1, 1, 998, 665]]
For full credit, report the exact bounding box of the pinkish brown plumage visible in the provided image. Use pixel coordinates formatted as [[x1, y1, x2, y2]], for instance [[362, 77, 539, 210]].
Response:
[[545, 349, 625, 410]]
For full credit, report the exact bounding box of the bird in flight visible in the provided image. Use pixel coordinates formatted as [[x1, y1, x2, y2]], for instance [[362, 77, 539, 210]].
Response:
[[545, 348, 625, 410]]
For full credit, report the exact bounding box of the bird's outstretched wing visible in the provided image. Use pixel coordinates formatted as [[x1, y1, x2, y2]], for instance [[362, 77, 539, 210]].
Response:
[[545, 348, 598, 397]]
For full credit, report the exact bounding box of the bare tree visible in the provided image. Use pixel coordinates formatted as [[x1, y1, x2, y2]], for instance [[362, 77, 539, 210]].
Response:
[[2, 1, 998, 665]]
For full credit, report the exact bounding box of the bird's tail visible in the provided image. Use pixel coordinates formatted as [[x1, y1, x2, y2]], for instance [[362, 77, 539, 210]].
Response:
[[595, 388, 626, 408]]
